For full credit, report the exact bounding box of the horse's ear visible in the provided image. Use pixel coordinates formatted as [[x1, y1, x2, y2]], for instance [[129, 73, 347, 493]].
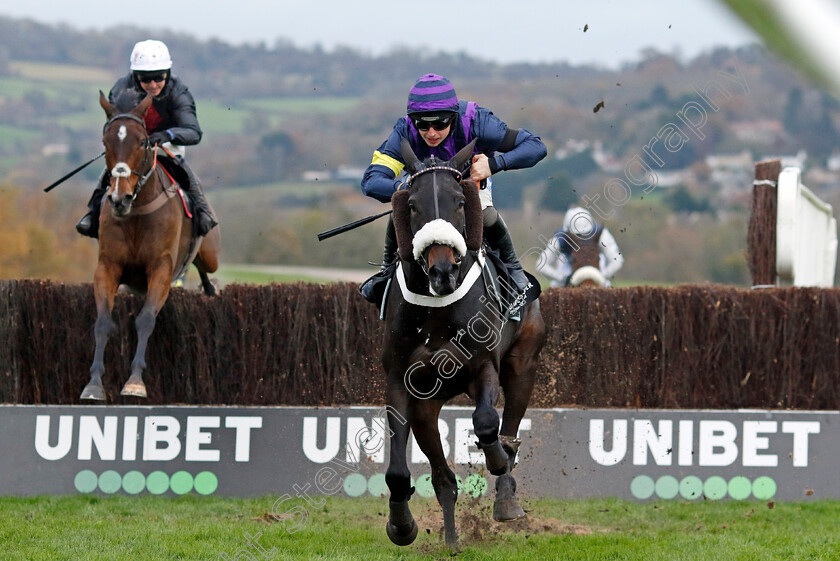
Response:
[[99, 90, 117, 119], [400, 138, 422, 175], [132, 93, 154, 119], [449, 138, 477, 173], [391, 190, 414, 261], [461, 179, 483, 251]]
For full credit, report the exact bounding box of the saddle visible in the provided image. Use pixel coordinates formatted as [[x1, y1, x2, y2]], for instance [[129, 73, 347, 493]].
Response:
[[480, 245, 541, 320]]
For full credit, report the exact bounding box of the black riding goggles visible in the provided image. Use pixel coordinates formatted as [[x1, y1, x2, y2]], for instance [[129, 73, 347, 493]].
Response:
[[135, 71, 168, 84], [410, 112, 456, 131]]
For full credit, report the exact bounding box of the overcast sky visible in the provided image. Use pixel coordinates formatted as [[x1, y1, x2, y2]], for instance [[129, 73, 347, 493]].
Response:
[[0, 0, 760, 68]]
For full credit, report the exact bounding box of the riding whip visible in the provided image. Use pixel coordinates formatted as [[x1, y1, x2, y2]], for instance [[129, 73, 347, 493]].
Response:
[[317, 209, 392, 241], [43, 151, 105, 192]]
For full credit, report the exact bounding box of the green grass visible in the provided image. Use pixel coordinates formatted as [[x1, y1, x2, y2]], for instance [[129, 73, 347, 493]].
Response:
[[213, 266, 326, 285], [0, 495, 837, 560]]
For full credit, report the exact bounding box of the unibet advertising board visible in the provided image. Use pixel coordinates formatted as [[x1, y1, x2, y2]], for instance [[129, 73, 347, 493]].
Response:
[[0, 405, 834, 501]]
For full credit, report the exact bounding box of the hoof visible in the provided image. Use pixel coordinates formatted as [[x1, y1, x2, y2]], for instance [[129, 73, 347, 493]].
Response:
[[443, 540, 461, 555], [80, 383, 106, 401], [493, 498, 527, 522], [386, 520, 418, 546], [120, 381, 147, 398]]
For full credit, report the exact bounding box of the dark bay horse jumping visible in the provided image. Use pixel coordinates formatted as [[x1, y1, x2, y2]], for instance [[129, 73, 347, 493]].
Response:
[[80, 92, 220, 401], [381, 139, 546, 549]]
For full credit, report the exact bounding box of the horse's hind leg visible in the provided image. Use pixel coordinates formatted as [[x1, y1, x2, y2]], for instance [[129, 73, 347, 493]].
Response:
[[194, 227, 220, 296], [198, 270, 216, 296], [412, 399, 460, 549], [121, 261, 172, 397], [81, 263, 120, 401]]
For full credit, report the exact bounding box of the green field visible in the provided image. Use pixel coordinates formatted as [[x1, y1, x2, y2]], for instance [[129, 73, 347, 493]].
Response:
[[8, 61, 114, 84], [1, 495, 837, 560], [1, 60, 362, 138]]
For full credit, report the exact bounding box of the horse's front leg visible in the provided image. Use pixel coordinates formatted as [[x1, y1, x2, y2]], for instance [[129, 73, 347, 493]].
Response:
[[81, 262, 121, 401], [412, 398, 460, 549], [121, 258, 172, 397], [384, 382, 418, 546]]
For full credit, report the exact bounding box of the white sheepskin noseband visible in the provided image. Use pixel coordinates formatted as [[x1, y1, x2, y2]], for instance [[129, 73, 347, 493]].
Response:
[[412, 219, 467, 262]]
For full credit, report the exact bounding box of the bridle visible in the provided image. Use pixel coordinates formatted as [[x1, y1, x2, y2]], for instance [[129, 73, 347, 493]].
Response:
[[404, 164, 468, 275], [404, 164, 463, 222], [103, 113, 158, 203]]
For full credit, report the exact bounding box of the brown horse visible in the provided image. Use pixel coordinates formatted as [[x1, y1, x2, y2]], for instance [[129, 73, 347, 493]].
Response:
[[567, 228, 607, 287], [381, 140, 546, 550], [79, 92, 220, 401]]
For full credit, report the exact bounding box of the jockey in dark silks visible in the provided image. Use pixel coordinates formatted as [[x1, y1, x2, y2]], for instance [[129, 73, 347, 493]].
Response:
[[359, 73, 547, 303], [76, 39, 217, 239]]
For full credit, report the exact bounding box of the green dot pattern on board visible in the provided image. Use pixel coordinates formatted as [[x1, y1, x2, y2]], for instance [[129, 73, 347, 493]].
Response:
[[146, 471, 170, 495], [680, 476, 704, 500], [194, 471, 219, 495], [630, 475, 655, 499], [752, 476, 777, 500], [703, 476, 728, 500], [462, 473, 489, 498], [367, 473, 388, 497], [415, 474, 435, 498], [74, 470, 218, 495], [74, 470, 98, 494], [170, 471, 194, 495], [343, 473, 367, 497], [654, 475, 679, 499], [98, 470, 122, 494], [728, 476, 752, 500], [634, 475, 777, 501]]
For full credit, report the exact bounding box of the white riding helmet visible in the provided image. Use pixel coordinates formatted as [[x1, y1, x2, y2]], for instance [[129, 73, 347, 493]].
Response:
[[564, 206, 596, 236], [129, 40, 173, 71]]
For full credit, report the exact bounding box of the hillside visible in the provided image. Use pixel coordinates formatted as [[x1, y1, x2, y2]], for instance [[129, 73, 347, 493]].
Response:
[[0, 16, 838, 285]]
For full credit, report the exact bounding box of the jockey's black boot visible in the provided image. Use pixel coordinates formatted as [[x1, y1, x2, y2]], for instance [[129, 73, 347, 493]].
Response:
[[75, 170, 109, 239], [484, 213, 530, 295], [177, 157, 218, 237], [359, 217, 399, 304]]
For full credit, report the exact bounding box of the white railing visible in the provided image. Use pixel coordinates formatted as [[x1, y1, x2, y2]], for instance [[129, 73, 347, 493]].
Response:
[[776, 167, 838, 286]]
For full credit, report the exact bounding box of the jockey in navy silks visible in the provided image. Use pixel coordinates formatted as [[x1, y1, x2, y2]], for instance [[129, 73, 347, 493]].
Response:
[[359, 73, 547, 303]]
